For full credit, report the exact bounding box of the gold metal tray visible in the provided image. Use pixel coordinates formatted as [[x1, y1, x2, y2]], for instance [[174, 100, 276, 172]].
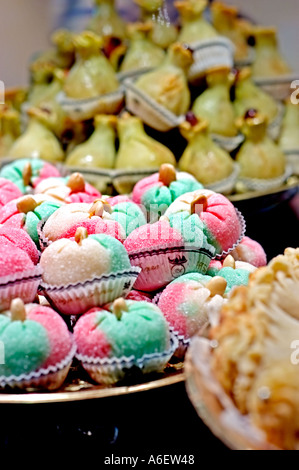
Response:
[[0, 363, 185, 405]]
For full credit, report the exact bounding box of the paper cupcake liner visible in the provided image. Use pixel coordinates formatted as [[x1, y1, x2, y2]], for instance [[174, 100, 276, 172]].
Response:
[[39, 267, 141, 316], [0, 340, 76, 391], [214, 208, 246, 260], [211, 132, 244, 153], [234, 46, 256, 68], [267, 101, 284, 141], [0, 265, 43, 311], [186, 337, 279, 450], [253, 73, 299, 101], [56, 87, 125, 122], [188, 37, 235, 83], [237, 164, 293, 193], [76, 334, 178, 385], [168, 326, 191, 360], [129, 244, 215, 292], [205, 163, 240, 195], [285, 150, 299, 176], [37, 218, 52, 252], [123, 77, 185, 132]]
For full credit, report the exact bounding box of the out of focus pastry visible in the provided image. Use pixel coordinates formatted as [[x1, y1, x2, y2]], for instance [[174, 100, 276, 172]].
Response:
[[236, 109, 286, 180], [7, 107, 64, 163], [175, 0, 218, 44], [210, 1, 252, 62], [63, 31, 120, 100], [192, 66, 238, 137], [178, 119, 235, 186], [233, 67, 280, 127], [210, 248, 299, 450], [251, 26, 292, 78], [0, 106, 21, 158], [133, 42, 193, 116], [278, 98, 299, 152], [66, 115, 117, 169]]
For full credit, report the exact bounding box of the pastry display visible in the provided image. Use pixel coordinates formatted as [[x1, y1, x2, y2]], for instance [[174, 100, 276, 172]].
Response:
[[0, 0, 297, 402], [0, 299, 75, 390], [192, 66, 238, 138], [74, 297, 174, 384], [132, 163, 202, 218], [251, 26, 292, 78], [119, 22, 165, 75]]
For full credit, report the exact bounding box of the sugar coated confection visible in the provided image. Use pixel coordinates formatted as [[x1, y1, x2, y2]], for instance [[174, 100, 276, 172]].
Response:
[[0, 225, 40, 264], [206, 255, 255, 294], [158, 273, 227, 345], [34, 172, 101, 204], [164, 188, 244, 255], [209, 248, 299, 450], [0, 158, 61, 193], [0, 178, 23, 208], [132, 164, 203, 218], [124, 219, 215, 291], [0, 299, 74, 390], [73, 297, 173, 384], [41, 200, 125, 244], [231, 236, 267, 267], [39, 228, 139, 315]]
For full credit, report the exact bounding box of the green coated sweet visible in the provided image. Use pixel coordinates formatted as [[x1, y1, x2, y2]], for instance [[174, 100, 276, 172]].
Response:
[[94, 301, 169, 358], [25, 201, 62, 246], [218, 267, 250, 293], [0, 315, 50, 377], [0, 158, 44, 193], [171, 272, 212, 285], [89, 233, 132, 272], [110, 202, 147, 238]]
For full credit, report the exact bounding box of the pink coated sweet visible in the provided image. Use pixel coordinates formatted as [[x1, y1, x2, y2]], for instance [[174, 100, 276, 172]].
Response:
[[32, 163, 61, 188], [0, 226, 40, 264], [0, 178, 23, 208], [66, 183, 102, 204], [0, 244, 34, 277], [231, 236, 267, 267], [106, 195, 132, 207], [200, 193, 243, 253], [126, 290, 153, 303], [208, 259, 223, 271], [27, 305, 73, 368], [158, 284, 187, 336], [59, 218, 125, 243], [124, 220, 184, 253], [73, 310, 111, 359], [132, 173, 161, 205]]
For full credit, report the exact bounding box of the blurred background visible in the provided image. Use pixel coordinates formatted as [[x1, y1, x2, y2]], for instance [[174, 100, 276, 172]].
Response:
[[0, 0, 298, 88]]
